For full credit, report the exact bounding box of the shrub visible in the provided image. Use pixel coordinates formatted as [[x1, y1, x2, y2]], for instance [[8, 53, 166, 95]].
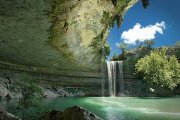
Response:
[[13, 75, 43, 107]]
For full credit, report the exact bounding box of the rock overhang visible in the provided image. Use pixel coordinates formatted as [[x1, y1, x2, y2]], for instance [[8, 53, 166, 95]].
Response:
[[0, 0, 138, 76]]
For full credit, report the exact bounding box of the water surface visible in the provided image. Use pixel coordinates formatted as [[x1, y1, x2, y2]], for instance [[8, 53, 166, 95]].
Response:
[[1, 97, 180, 120]]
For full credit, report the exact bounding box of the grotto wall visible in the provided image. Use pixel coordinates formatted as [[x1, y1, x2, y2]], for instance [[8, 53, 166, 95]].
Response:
[[0, 0, 138, 93]]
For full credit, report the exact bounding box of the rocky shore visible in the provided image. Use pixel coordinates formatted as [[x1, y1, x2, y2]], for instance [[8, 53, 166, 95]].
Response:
[[0, 76, 86, 100]]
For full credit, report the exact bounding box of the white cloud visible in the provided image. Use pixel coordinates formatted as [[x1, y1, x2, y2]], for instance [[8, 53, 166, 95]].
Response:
[[121, 21, 166, 44]]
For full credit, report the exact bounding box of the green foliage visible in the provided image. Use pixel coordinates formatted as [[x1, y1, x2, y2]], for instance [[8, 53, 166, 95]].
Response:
[[114, 15, 122, 28], [13, 75, 43, 107], [91, 32, 111, 57], [102, 11, 111, 25], [144, 40, 155, 49], [109, 0, 129, 28], [135, 47, 180, 89], [116, 42, 128, 53], [118, 52, 127, 61], [136, 45, 151, 57], [7, 99, 51, 120], [169, 56, 180, 81], [91, 40, 111, 57], [174, 40, 180, 48], [123, 57, 138, 72], [110, 52, 119, 61], [7, 75, 47, 120], [172, 41, 180, 61], [104, 42, 111, 56]]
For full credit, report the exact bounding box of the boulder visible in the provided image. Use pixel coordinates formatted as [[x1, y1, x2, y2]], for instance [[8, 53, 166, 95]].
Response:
[[0, 84, 8, 98], [39, 110, 63, 120], [0, 110, 20, 120], [39, 106, 102, 120]]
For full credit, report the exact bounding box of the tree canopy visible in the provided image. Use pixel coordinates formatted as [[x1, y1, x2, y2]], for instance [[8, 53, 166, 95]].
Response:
[[116, 42, 128, 53], [174, 40, 180, 48], [144, 40, 155, 49], [135, 47, 180, 89]]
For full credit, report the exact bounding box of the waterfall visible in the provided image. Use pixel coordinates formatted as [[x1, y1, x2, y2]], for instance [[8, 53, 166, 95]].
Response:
[[107, 61, 116, 96], [118, 61, 124, 94], [107, 61, 124, 96]]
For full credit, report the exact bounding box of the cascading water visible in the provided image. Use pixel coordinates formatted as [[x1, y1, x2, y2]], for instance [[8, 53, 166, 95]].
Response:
[[107, 61, 116, 96], [118, 61, 124, 94], [107, 61, 124, 96]]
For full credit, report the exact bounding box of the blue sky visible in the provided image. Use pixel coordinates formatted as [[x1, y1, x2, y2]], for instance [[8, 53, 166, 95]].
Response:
[[107, 0, 180, 59]]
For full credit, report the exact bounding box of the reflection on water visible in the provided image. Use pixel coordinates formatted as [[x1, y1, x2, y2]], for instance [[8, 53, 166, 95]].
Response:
[[1, 97, 180, 120], [86, 97, 180, 120]]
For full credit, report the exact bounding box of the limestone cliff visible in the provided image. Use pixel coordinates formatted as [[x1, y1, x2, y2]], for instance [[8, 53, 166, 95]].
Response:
[[0, 0, 138, 89], [0, 0, 138, 71]]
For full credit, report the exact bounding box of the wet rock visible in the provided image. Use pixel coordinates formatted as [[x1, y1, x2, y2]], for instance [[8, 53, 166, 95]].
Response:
[[42, 87, 86, 97], [38, 110, 63, 120], [57, 88, 70, 97], [76, 91, 85, 96], [0, 77, 9, 98], [124, 90, 130, 95], [42, 88, 59, 98], [0, 84, 8, 98], [39, 106, 102, 120], [0, 110, 20, 120], [0, 76, 22, 99], [6, 92, 22, 99]]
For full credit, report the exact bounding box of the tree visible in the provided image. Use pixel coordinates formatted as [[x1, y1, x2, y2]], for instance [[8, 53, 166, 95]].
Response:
[[174, 41, 180, 61], [144, 40, 155, 49], [110, 52, 119, 61], [116, 42, 128, 53], [135, 47, 180, 89], [174, 40, 180, 48]]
